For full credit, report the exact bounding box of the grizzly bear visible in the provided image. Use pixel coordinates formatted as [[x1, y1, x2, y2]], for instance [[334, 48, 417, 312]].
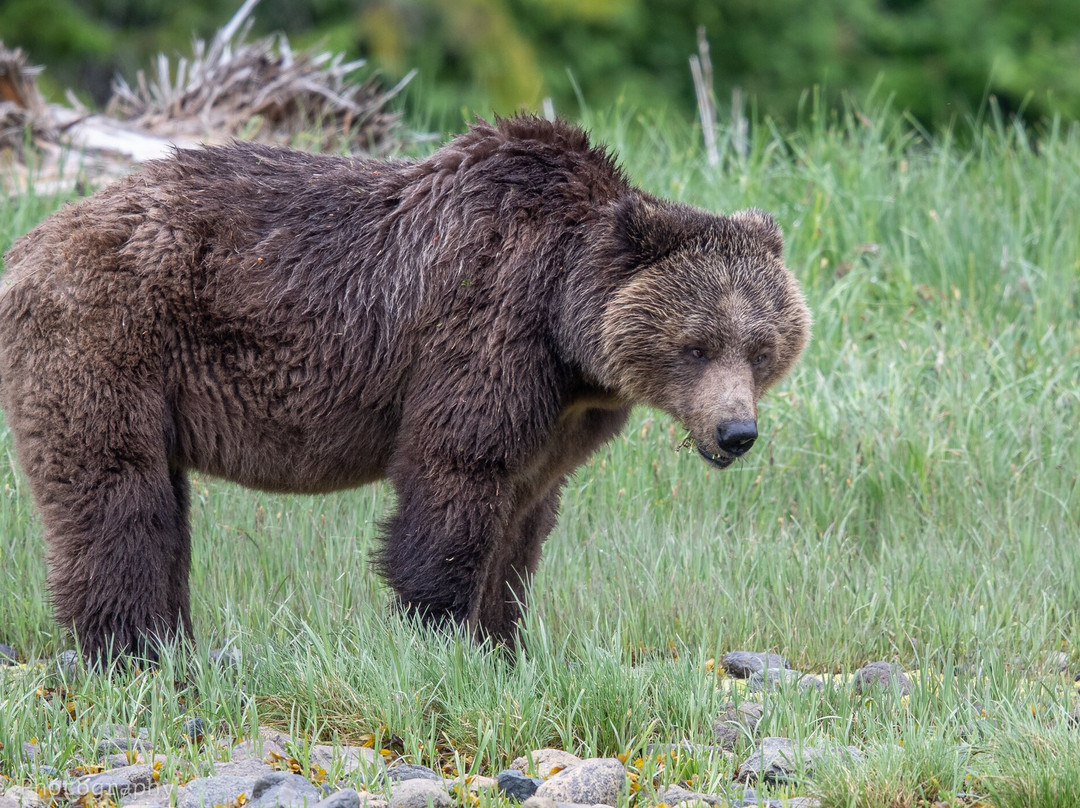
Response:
[[0, 115, 810, 661]]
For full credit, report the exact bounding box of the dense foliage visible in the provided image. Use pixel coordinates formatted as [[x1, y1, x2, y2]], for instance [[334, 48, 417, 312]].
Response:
[[5, 0, 1080, 127]]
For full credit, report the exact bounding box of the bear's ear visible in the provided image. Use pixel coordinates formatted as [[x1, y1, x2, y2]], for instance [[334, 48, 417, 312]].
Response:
[[730, 208, 784, 261], [611, 195, 688, 268]]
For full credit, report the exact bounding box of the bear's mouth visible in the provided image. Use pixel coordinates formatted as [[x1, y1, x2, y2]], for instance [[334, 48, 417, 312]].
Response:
[[696, 444, 734, 469]]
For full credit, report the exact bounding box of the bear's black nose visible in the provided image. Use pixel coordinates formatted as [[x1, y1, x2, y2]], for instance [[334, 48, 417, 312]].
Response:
[[716, 420, 757, 457]]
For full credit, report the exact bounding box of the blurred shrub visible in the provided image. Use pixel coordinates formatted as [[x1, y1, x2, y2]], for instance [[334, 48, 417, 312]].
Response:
[[4, 0, 1079, 126]]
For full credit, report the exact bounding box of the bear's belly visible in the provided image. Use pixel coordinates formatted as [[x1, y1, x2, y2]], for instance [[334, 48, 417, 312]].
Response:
[[173, 390, 400, 494]]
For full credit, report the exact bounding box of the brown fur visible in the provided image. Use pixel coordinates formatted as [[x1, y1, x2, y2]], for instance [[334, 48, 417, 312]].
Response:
[[0, 116, 810, 660]]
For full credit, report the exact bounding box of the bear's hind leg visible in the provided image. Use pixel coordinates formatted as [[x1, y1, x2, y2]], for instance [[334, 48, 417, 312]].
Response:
[[43, 458, 192, 663], [7, 370, 192, 663]]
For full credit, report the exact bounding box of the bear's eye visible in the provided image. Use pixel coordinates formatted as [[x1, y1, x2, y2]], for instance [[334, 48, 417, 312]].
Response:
[[688, 347, 708, 362], [751, 352, 770, 368]]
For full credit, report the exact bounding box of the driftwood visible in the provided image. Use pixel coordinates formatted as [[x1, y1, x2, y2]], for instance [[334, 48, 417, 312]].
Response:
[[107, 0, 411, 154], [1, 0, 412, 195], [0, 43, 56, 153]]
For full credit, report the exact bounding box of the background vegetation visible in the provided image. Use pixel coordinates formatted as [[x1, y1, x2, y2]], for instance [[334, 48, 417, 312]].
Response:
[[4, 0, 1080, 128]]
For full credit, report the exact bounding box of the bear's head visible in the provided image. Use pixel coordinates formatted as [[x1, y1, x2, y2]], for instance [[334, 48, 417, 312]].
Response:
[[599, 196, 811, 469]]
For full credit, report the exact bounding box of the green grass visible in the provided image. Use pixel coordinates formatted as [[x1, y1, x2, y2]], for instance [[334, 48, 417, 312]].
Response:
[[1, 103, 1079, 807]]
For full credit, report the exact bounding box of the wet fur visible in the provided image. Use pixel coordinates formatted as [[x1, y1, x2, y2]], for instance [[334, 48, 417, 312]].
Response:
[[0, 116, 810, 659]]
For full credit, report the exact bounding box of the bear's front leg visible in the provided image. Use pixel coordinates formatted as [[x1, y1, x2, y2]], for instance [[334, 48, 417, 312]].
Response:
[[378, 463, 518, 644]]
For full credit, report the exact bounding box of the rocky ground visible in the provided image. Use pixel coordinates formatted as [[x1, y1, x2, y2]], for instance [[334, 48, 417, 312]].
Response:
[[3, 646, 1063, 808]]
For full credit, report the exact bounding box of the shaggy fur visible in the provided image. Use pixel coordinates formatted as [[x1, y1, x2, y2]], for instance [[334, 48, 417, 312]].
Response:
[[0, 116, 811, 660]]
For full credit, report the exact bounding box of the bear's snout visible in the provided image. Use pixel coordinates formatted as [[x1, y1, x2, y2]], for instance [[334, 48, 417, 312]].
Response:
[[716, 419, 757, 457]]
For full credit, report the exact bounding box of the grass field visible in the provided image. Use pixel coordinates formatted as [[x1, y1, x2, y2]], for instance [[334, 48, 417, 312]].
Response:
[[1, 104, 1079, 807]]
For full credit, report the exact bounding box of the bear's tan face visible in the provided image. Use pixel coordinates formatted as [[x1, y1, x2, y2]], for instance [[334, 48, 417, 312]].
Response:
[[600, 209, 811, 469]]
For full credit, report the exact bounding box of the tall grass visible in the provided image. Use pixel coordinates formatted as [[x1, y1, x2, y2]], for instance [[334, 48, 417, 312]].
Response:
[[1, 104, 1078, 806]]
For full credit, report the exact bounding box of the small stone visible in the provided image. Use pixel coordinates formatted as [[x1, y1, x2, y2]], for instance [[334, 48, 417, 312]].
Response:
[[110, 764, 155, 786], [658, 786, 727, 806], [315, 790, 361, 808], [497, 770, 542, 801], [386, 764, 442, 783], [3, 786, 43, 807], [1047, 652, 1070, 674], [1, 799, 20, 808], [209, 648, 240, 668], [455, 776, 496, 791], [356, 796, 387, 808], [747, 668, 802, 693], [510, 749, 583, 779], [248, 772, 321, 808], [178, 776, 260, 808], [21, 741, 41, 760], [57, 650, 80, 678], [213, 760, 278, 778], [721, 652, 791, 678], [121, 785, 177, 808], [309, 745, 382, 776], [182, 718, 207, 742], [713, 702, 764, 749], [96, 738, 153, 757], [520, 798, 558, 808], [81, 766, 154, 795], [0, 644, 17, 664], [785, 798, 822, 808], [388, 779, 450, 808], [851, 662, 913, 696], [230, 728, 291, 761], [737, 738, 861, 784], [534, 758, 625, 806]]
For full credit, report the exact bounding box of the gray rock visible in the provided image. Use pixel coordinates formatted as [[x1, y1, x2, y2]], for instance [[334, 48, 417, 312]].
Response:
[[2, 787, 43, 808], [713, 702, 764, 749], [182, 718, 207, 742], [520, 798, 558, 808], [657, 786, 728, 806], [178, 776, 260, 808], [121, 785, 178, 807], [510, 749, 583, 779], [387, 779, 450, 808], [315, 790, 362, 808], [1, 798, 20, 808], [661, 784, 759, 807], [851, 662, 913, 696], [534, 758, 625, 806], [57, 650, 80, 678], [309, 745, 381, 776], [209, 648, 240, 669], [497, 770, 542, 801], [747, 668, 822, 693], [248, 772, 322, 808], [722, 652, 791, 678], [0, 644, 17, 664], [386, 764, 442, 783], [784, 799, 822, 808], [96, 738, 153, 757], [355, 795, 388, 808], [213, 759, 279, 778], [104, 765, 156, 790], [737, 737, 862, 784], [230, 729, 291, 761]]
